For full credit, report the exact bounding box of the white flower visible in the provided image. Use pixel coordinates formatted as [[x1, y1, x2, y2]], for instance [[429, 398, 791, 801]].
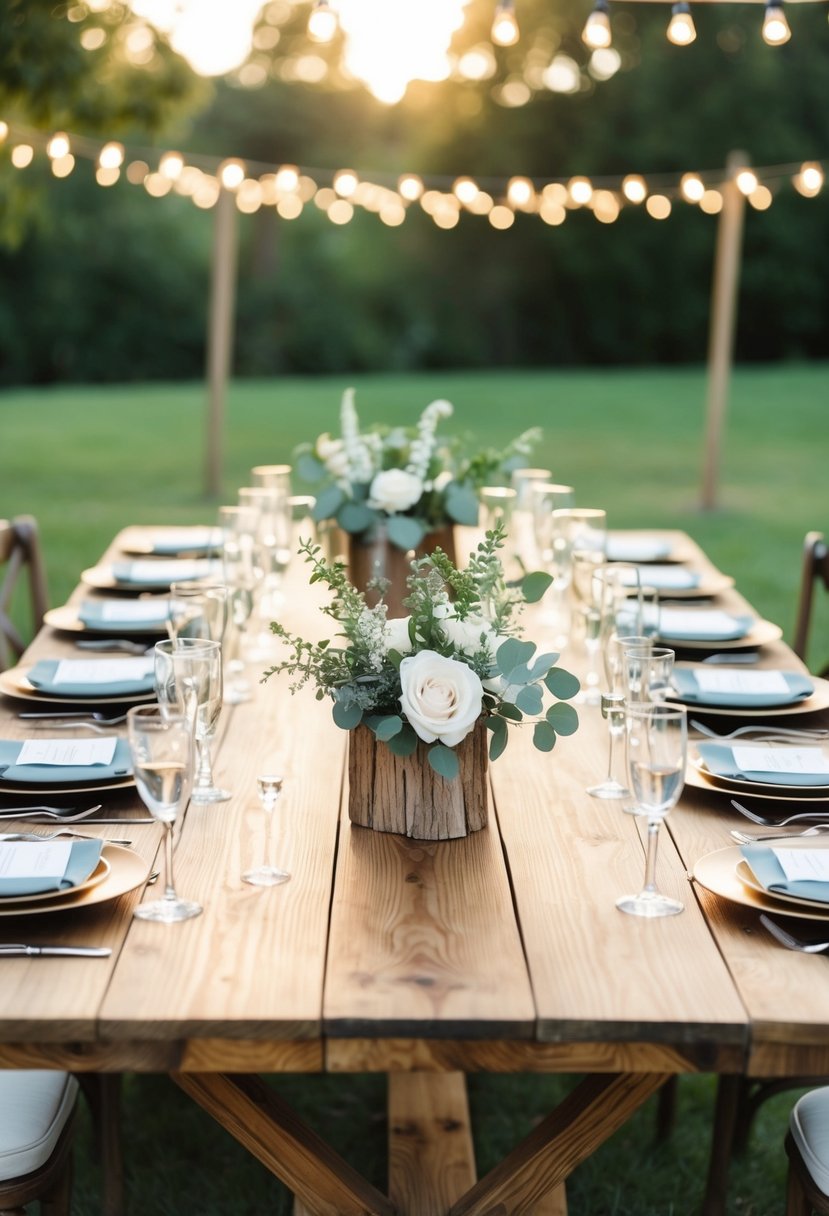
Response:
[[383, 616, 414, 654], [368, 469, 424, 514], [399, 649, 483, 747], [440, 613, 498, 659], [315, 432, 342, 461]]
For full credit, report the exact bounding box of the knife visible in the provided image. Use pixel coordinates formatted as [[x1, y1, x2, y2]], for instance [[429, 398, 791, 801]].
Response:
[[0, 944, 112, 958]]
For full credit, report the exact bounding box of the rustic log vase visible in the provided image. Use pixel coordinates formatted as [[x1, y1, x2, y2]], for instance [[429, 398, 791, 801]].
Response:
[[348, 719, 488, 840], [347, 524, 457, 618]]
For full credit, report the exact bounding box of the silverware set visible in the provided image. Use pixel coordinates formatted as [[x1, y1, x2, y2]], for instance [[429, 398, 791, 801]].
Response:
[[759, 915, 829, 955]]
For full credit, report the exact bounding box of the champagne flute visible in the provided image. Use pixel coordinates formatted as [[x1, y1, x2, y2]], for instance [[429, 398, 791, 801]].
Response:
[[251, 463, 292, 497], [167, 581, 228, 645], [622, 645, 676, 703], [238, 486, 292, 656], [616, 703, 687, 918], [586, 570, 643, 799], [154, 638, 229, 804], [571, 550, 605, 705], [243, 774, 290, 887], [530, 483, 576, 570], [218, 504, 258, 699], [127, 705, 201, 923]]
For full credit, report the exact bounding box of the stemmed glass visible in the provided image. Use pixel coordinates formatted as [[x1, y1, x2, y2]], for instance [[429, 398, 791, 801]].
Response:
[[587, 570, 644, 799], [622, 645, 676, 704], [238, 485, 292, 655], [551, 507, 607, 592], [571, 550, 605, 705], [243, 774, 290, 887], [616, 703, 688, 918], [530, 483, 576, 570], [167, 581, 228, 646], [127, 705, 202, 923], [218, 505, 259, 701], [154, 638, 229, 804]]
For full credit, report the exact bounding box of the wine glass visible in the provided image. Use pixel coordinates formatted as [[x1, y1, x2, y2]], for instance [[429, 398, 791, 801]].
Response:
[[154, 638, 229, 804], [530, 483, 576, 570], [127, 705, 201, 923], [250, 464, 292, 497], [167, 581, 228, 645], [510, 467, 553, 511], [218, 504, 259, 699], [571, 550, 605, 705], [616, 703, 688, 918], [622, 645, 676, 703], [586, 569, 643, 799], [243, 774, 290, 887], [480, 485, 517, 534], [238, 485, 292, 655]]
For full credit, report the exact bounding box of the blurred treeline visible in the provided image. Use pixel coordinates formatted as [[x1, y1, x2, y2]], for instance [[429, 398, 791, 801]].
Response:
[[0, 0, 828, 385]]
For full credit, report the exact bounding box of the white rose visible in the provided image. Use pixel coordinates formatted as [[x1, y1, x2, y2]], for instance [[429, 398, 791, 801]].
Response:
[[368, 469, 424, 514], [384, 616, 414, 655], [440, 613, 497, 659], [315, 432, 341, 460], [399, 649, 484, 748]]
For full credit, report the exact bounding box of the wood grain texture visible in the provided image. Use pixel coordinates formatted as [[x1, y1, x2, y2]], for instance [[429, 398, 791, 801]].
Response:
[[173, 1072, 396, 1216], [388, 1072, 476, 1213], [348, 721, 488, 840]]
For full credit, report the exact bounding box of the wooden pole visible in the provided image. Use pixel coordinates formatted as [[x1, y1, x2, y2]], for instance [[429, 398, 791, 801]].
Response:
[[205, 186, 239, 499], [700, 150, 747, 511]]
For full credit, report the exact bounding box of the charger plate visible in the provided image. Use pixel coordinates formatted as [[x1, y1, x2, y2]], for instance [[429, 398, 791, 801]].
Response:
[[0, 844, 149, 917], [691, 755, 829, 797], [43, 604, 168, 637], [0, 666, 155, 707], [693, 845, 829, 921], [119, 526, 219, 557], [0, 855, 111, 908], [736, 858, 829, 913], [685, 762, 829, 803], [658, 618, 782, 651]]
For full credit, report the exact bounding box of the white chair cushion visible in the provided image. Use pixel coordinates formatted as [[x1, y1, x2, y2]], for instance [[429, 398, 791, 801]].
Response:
[[791, 1087, 829, 1196], [0, 1071, 78, 1181]]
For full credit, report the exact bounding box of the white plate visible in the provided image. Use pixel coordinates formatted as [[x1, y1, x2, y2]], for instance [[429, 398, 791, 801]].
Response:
[[0, 844, 149, 917], [672, 675, 829, 720], [43, 604, 168, 637], [0, 855, 111, 907], [0, 666, 155, 708], [685, 762, 829, 803], [693, 845, 829, 921], [658, 618, 783, 651], [691, 754, 829, 797], [736, 857, 829, 913]]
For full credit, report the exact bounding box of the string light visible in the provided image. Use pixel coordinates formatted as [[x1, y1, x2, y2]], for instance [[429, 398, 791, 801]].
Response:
[[491, 1, 520, 47], [622, 175, 647, 203], [307, 0, 338, 44], [219, 159, 246, 190], [98, 141, 124, 170], [582, 0, 612, 50], [680, 172, 705, 202], [762, 0, 792, 44], [794, 161, 824, 196], [667, 3, 697, 45], [46, 132, 70, 159], [735, 168, 759, 195], [568, 176, 594, 206]]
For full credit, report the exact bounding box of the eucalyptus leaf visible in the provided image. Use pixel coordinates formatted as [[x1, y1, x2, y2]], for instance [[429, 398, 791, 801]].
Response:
[[544, 667, 581, 700], [338, 501, 378, 534], [313, 484, 346, 522], [295, 451, 326, 483], [497, 702, 523, 722], [489, 716, 508, 760], [428, 743, 460, 780], [496, 637, 536, 675], [444, 480, 481, 526], [521, 570, 554, 604], [528, 652, 560, 680], [332, 700, 362, 730], [386, 648, 404, 671], [533, 721, 557, 752], [375, 714, 403, 741], [386, 514, 425, 551], [546, 702, 579, 735], [387, 725, 418, 757], [516, 684, 544, 715]]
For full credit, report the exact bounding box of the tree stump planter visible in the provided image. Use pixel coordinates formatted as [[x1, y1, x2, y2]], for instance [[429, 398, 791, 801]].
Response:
[[347, 525, 457, 618], [347, 720, 488, 840]]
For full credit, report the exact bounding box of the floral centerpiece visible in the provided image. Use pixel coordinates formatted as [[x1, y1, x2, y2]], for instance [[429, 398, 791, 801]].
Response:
[[264, 526, 579, 840], [294, 388, 540, 554]]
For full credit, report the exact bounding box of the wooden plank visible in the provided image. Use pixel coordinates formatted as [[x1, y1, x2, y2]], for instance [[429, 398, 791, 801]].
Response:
[[388, 1072, 476, 1213], [173, 1072, 396, 1216], [324, 783, 536, 1039], [448, 1072, 670, 1216], [0, 1038, 321, 1074]]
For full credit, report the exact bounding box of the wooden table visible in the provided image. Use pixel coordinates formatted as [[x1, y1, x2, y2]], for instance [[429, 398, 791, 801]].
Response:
[[1, 527, 828, 1216]]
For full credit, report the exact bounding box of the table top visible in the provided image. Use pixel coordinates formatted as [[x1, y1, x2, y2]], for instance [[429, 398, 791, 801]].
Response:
[[1, 526, 828, 1082]]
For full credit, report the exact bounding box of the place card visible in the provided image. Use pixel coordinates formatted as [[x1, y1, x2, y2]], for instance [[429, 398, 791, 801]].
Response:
[[773, 848, 829, 884], [695, 670, 790, 695], [0, 840, 72, 881], [732, 745, 829, 776], [95, 600, 170, 623], [16, 738, 118, 767], [52, 659, 154, 685]]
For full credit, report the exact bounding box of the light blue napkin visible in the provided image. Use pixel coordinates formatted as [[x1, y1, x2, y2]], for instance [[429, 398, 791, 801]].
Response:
[[110, 561, 209, 586], [698, 742, 829, 786], [606, 537, 672, 563], [672, 668, 813, 708], [149, 529, 218, 556], [740, 844, 829, 905], [78, 599, 170, 633], [0, 838, 103, 897], [658, 612, 754, 642], [0, 738, 132, 785], [26, 659, 155, 698]]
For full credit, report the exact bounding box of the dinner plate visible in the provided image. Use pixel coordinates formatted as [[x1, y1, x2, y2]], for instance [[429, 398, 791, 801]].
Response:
[[0, 844, 149, 917], [0, 737, 133, 788], [692, 845, 829, 921], [684, 761, 829, 802], [0, 665, 155, 707], [44, 603, 169, 637], [670, 669, 826, 712], [657, 617, 783, 651], [119, 526, 219, 557], [0, 855, 111, 908], [674, 676, 829, 719], [736, 857, 829, 912], [0, 775, 135, 795], [81, 560, 219, 592], [691, 755, 829, 797], [619, 567, 735, 599]]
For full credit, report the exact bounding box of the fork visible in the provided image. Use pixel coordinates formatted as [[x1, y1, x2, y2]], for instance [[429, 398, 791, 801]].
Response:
[[691, 719, 829, 741], [759, 914, 829, 953], [730, 799, 829, 827], [730, 825, 829, 844], [0, 804, 103, 822], [0, 830, 132, 845], [24, 721, 120, 736], [18, 711, 129, 724], [75, 640, 154, 655]]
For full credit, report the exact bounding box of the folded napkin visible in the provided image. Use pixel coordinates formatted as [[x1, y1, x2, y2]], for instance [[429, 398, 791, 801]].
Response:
[[697, 742, 829, 786], [673, 668, 813, 708], [0, 838, 102, 898], [110, 559, 217, 587], [740, 844, 829, 905], [606, 537, 672, 563], [148, 528, 219, 556], [658, 609, 753, 642], [0, 737, 132, 785], [78, 598, 170, 632], [617, 565, 700, 592], [26, 658, 155, 698]]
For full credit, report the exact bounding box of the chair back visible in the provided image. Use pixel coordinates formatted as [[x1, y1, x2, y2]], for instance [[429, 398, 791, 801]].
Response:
[[0, 515, 49, 672], [793, 531, 829, 673]]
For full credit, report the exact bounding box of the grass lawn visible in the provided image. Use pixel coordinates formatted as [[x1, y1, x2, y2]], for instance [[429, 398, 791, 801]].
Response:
[[1, 362, 827, 1213]]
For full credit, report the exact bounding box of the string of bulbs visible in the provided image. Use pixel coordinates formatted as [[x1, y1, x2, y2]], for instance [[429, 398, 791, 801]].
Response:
[[307, 0, 799, 52]]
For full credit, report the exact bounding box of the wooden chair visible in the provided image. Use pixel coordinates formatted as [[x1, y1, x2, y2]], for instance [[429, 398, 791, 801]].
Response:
[[0, 515, 49, 672], [0, 1071, 78, 1216], [793, 531, 829, 674], [785, 1088, 829, 1215]]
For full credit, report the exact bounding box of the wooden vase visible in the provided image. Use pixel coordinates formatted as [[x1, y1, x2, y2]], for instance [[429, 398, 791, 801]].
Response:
[[347, 720, 489, 840], [346, 524, 457, 619]]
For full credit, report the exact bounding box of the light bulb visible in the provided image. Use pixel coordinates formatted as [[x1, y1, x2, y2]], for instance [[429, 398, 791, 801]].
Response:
[[622, 174, 647, 204], [491, 1, 519, 47], [582, 0, 612, 50], [794, 161, 824, 197], [762, 1, 791, 45], [667, 2, 696, 45], [680, 172, 705, 202], [308, 0, 337, 43], [568, 176, 594, 206], [735, 169, 758, 195], [219, 159, 246, 191], [46, 132, 70, 159]]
